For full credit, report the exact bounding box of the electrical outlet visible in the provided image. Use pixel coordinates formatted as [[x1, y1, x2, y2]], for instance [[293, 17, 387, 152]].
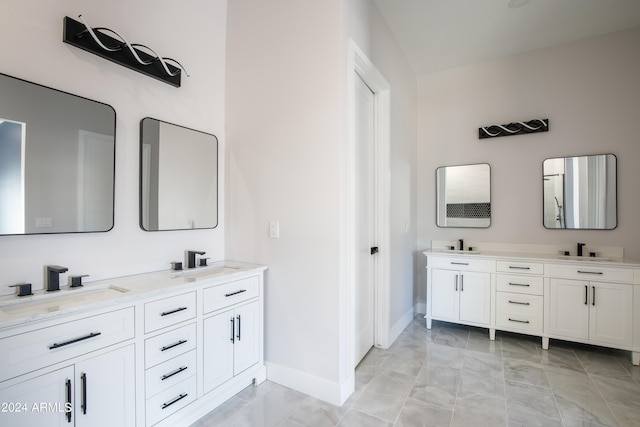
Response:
[[269, 221, 280, 238], [35, 217, 53, 228]]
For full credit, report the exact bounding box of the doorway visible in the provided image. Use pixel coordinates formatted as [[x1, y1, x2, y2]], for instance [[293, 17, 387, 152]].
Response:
[[349, 41, 391, 369]]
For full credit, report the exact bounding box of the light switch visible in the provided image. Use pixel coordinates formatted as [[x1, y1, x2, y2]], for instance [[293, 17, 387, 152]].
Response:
[[269, 221, 280, 238]]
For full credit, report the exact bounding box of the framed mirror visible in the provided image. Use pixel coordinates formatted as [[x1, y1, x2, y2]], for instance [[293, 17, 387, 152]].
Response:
[[543, 154, 617, 230], [140, 118, 218, 231], [0, 73, 116, 235], [436, 163, 491, 228]]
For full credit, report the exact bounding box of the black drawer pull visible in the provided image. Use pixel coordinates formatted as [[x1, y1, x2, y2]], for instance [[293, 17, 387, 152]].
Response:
[[578, 270, 603, 275], [65, 379, 72, 423], [508, 300, 530, 306], [508, 318, 530, 324], [161, 366, 188, 381], [160, 307, 188, 316], [450, 262, 469, 266], [508, 282, 530, 287], [49, 332, 102, 350], [161, 393, 188, 409], [161, 339, 187, 352], [225, 289, 247, 297], [509, 266, 530, 270]]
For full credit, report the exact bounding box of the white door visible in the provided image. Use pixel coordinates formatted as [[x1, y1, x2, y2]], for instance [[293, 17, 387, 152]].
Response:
[[233, 302, 260, 375], [354, 73, 375, 366], [458, 272, 491, 325], [547, 279, 589, 340], [589, 281, 633, 346], [203, 310, 235, 393], [75, 345, 135, 427], [430, 269, 458, 320]]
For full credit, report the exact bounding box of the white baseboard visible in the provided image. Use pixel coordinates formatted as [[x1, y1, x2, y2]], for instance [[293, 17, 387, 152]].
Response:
[[265, 361, 354, 406], [387, 307, 415, 345]]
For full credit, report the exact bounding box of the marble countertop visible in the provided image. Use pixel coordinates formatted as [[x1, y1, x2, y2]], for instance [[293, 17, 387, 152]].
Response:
[[423, 248, 640, 268], [0, 260, 267, 330]]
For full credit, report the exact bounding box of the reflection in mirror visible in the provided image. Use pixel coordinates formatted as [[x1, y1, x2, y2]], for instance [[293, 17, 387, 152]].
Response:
[[543, 154, 617, 229], [140, 118, 218, 231], [0, 73, 115, 235], [436, 163, 491, 228]]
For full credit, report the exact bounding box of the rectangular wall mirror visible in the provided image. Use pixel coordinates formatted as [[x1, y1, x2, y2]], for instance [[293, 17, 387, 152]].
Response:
[[543, 153, 617, 229], [140, 118, 218, 231], [436, 163, 491, 228], [0, 73, 115, 235]]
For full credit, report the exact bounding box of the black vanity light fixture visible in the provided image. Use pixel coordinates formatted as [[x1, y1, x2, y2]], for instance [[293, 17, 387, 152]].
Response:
[[479, 118, 549, 139], [63, 15, 189, 87]]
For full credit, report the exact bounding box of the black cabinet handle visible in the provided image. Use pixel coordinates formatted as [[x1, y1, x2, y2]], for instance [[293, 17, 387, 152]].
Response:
[[451, 262, 469, 266], [454, 275, 458, 292], [584, 285, 589, 305], [161, 393, 188, 410], [230, 317, 235, 343], [592, 286, 596, 306], [225, 289, 247, 297], [508, 300, 530, 306], [65, 379, 72, 423], [161, 339, 187, 352], [508, 318, 530, 324], [460, 275, 464, 292], [49, 332, 102, 350], [509, 266, 530, 270], [81, 372, 87, 415], [508, 282, 530, 287], [161, 366, 188, 381], [578, 270, 603, 275], [237, 315, 241, 341], [160, 307, 188, 316]]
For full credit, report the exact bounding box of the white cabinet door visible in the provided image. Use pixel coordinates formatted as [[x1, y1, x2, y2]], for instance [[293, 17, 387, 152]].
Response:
[[203, 310, 234, 394], [0, 366, 74, 427], [233, 302, 260, 375], [75, 345, 135, 427], [548, 279, 589, 340], [430, 269, 458, 320], [589, 281, 633, 346], [458, 272, 491, 325]]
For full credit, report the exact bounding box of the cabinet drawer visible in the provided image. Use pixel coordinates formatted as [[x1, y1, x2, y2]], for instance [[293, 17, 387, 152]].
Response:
[[146, 376, 196, 426], [146, 350, 196, 399], [0, 307, 134, 382], [203, 276, 260, 314], [144, 292, 196, 333], [428, 257, 492, 273], [145, 323, 196, 368], [496, 274, 543, 295], [496, 292, 543, 333], [547, 263, 634, 283], [496, 260, 543, 275]]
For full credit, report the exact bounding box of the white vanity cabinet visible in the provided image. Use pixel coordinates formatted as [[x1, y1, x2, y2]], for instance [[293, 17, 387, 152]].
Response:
[[495, 260, 544, 335], [0, 308, 136, 427], [202, 276, 261, 394], [546, 264, 634, 348], [426, 256, 492, 330]]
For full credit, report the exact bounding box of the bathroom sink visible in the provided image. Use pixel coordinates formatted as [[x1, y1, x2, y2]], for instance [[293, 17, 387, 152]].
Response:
[[0, 284, 129, 316], [170, 265, 242, 279], [557, 255, 611, 262], [442, 249, 481, 254]]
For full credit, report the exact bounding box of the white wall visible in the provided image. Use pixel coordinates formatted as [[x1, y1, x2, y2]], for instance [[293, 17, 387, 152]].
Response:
[[0, 0, 227, 293], [226, 0, 416, 405], [417, 27, 640, 307]]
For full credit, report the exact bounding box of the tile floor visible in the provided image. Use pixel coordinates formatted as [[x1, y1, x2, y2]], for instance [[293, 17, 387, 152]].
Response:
[[191, 316, 640, 427]]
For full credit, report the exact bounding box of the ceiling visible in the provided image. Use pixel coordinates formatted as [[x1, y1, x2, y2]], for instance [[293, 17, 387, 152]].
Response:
[[373, 0, 640, 75]]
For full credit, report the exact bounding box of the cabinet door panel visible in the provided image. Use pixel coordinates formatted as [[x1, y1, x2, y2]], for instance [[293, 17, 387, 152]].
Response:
[[233, 302, 260, 375], [458, 272, 491, 325], [203, 311, 234, 394], [75, 345, 135, 427], [589, 282, 633, 346], [0, 366, 74, 427], [547, 279, 589, 340], [430, 269, 458, 320]]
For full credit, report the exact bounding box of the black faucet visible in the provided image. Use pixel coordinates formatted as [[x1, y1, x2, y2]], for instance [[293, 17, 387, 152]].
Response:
[[458, 239, 464, 251], [187, 250, 206, 269], [46, 265, 68, 292], [577, 243, 586, 257]]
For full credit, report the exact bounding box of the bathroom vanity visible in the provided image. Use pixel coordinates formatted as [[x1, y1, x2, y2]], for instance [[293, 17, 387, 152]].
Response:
[[424, 243, 640, 365], [0, 262, 266, 427]]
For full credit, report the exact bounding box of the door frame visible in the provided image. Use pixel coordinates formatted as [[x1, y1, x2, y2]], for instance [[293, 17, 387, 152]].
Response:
[[346, 41, 391, 370]]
